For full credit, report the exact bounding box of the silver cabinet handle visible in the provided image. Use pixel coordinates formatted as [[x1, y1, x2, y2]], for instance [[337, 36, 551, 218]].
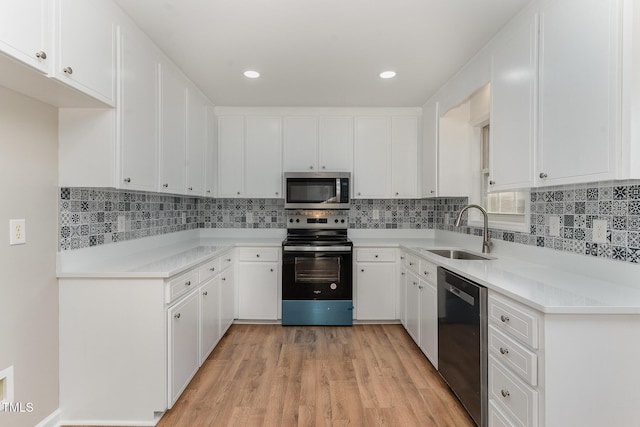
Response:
[[409, 262, 414, 266], [188, 187, 193, 191], [222, 277, 226, 281], [358, 192, 361, 196], [63, 66, 73, 75], [418, 285, 424, 289], [500, 315, 510, 323], [209, 267, 215, 272], [413, 281, 418, 286], [430, 190, 435, 194], [539, 172, 548, 179], [424, 271, 429, 276], [501, 389, 510, 398], [123, 177, 131, 183], [360, 269, 365, 272], [489, 180, 495, 185], [185, 281, 191, 287], [275, 192, 279, 196], [401, 272, 405, 276], [500, 347, 509, 355], [395, 192, 399, 196], [270, 268, 274, 272], [36, 51, 47, 59], [236, 191, 240, 195], [322, 166, 326, 169], [309, 166, 314, 169], [225, 258, 231, 262], [163, 183, 169, 188], [203, 291, 208, 296], [174, 313, 181, 319], [375, 254, 379, 258], [256, 254, 260, 258], [206, 190, 211, 194], [400, 256, 405, 260]]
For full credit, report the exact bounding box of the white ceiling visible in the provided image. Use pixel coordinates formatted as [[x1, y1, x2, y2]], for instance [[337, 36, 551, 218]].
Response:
[[114, 0, 531, 107]]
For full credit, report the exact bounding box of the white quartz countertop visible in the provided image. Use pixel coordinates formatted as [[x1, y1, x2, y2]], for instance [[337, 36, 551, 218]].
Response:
[[58, 229, 640, 314], [350, 235, 640, 315]]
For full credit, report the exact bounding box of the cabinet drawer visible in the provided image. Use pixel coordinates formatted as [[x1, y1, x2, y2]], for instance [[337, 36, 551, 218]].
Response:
[[237, 247, 280, 262], [405, 253, 420, 274], [167, 271, 199, 303], [489, 399, 518, 427], [198, 258, 221, 283], [489, 355, 538, 427], [356, 248, 397, 262], [489, 325, 537, 386], [488, 293, 540, 349], [419, 259, 437, 286]]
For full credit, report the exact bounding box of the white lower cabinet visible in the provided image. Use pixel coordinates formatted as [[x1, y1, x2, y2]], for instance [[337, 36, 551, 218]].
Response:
[[405, 270, 420, 343], [237, 247, 281, 320], [418, 270, 437, 368], [168, 289, 199, 408], [220, 262, 236, 331], [199, 277, 221, 365], [354, 248, 397, 320]]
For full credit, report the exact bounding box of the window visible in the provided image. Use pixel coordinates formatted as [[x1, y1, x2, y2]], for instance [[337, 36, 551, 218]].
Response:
[[476, 124, 529, 229]]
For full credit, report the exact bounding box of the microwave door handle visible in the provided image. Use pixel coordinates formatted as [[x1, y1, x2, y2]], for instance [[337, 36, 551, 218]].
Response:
[[336, 178, 340, 204]]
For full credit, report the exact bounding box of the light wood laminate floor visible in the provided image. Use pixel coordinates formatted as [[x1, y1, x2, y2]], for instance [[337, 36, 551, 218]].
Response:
[[158, 324, 474, 427]]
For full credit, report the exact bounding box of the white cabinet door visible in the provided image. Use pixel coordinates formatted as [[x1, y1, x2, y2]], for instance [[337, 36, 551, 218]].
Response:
[[283, 116, 317, 172], [245, 116, 282, 198], [186, 87, 207, 196], [119, 28, 158, 192], [537, 0, 619, 186], [490, 14, 537, 191], [238, 262, 279, 320], [159, 64, 187, 194], [55, 0, 116, 105], [405, 271, 420, 343], [200, 277, 221, 365], [168, 290, 199, 408], [319, 116, 353, 172], [204, 106, 217, 197], [399, 266, 407, 327], [391, 116, 418, 198], [220, 266, 235, 333], [354, 117, 391, 198], [421, 100, 438, 197], [355, 263, 395, 320], [0, 0, 50, 73], [218, 116, 245, 197], [419, 280, 437, 368]]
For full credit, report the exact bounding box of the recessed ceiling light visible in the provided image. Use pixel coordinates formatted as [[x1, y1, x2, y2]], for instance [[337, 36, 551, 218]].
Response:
[[379, 71, 396, 79], [243, 70, 260, 79]]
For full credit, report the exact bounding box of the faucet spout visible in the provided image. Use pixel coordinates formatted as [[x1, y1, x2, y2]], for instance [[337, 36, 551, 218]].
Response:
[[454, 204, 492, 254]]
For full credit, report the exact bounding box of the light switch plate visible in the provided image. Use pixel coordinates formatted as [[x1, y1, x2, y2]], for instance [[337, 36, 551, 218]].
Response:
[[549, 216, 560, 237], [593, 219, 608, 243]]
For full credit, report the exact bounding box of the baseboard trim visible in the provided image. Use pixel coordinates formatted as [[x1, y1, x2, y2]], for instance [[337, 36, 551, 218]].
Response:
[[35, 409, 61, 427]]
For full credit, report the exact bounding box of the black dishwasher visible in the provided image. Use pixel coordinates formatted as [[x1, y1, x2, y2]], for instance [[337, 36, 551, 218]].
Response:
[[437, 267, 487, 427]]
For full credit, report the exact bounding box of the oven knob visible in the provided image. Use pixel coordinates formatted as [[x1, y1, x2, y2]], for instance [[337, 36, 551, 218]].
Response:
[[289, 219, 294, 223], [335, 219, 339, 223], [296, 219, 300, 223], [341, 219, 345, 223]]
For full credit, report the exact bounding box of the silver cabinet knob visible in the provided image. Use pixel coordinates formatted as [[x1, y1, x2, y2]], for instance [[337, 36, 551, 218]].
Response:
[[174, 313, 181, 319], [539, 172, 548, 179], [395, 192, 399, 196], [206, 190, 211, 194], [237, 191, 240, 195], [221, 277, 226, 281], [413, 281, 418, 286], [275, 192, 279, 196], [489, 180, 495, 185], [123, 177, 131, 183], [375, 254, 379, 258], [163, 183, 169, 188], [322, 166, 326, 169], [188, 187, 193, 191], [185, 281, 191, 287], [424, 271, 429, 276], [309, 166, 314, 170], [63, 66, 73, 75], [270, 268, 274, 272], [358, 192, 361, 196], [418, 285, 424, 289], [430, 190, 435, 194], [361, 269, 365, 272], [35, 51, 47, 59], [209, 267, 215, 272], [401, 272, 405, 276], [501, 389, 510, 398], [409, 262, 414, 266], [256, 254, 260, 258], [203, 291, 208, 296], [500, 347, 509, 355], [400, 256, 405, 260], [500, 315, 510, 323]]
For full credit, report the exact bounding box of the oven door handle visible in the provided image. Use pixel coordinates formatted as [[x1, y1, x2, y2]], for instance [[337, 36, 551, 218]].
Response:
[[283, 245, 352, 252]]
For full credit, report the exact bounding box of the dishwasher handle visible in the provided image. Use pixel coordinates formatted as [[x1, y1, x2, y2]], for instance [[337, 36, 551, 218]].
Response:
[[446, 284, 475, 306]]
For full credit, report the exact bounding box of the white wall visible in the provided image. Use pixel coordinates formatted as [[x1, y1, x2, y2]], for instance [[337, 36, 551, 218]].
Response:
[[0, 86, 59, 426]]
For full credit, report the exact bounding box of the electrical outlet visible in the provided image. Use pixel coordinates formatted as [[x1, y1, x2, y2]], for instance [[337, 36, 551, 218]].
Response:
[[246, 212, 253, 222], [182, 212, 187, 225], [117, 215, 126, 232], [593, 219, 608, 243], [549, 216, 560, 237], [445, 213, 451, 224], [9, 219, 26, 245], [373, 210, 379, 220]]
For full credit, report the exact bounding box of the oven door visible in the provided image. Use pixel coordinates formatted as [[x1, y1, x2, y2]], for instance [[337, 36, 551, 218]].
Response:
[[282, 248, 352, 300]]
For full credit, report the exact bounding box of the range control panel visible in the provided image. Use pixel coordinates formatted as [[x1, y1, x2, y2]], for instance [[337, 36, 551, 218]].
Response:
[[285, 210, 349, 229]]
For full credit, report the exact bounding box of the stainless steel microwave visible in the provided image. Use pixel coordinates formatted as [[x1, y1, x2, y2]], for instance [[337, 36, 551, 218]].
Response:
[[284, 172, 351, 209]]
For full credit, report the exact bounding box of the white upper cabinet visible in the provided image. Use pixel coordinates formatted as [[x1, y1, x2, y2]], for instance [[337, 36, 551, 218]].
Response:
[[119, 27, 158, 192], [391, 116, 418, 198], [537, 0, 619, 186], [217, 116, 245, 197], [204, 106, 217, 198], [354, 117, 392, 198], [0, 0, 50, 73], [55, 0, 116, 105], [186, 87, 207, 196], [421, 99, 438, 197], [159, 63, 187, 194], [489, 13, 537, 191], [318, 116, 353, 172], [283, 116, 317, 172], [245, 116, 282, 198], [283, 115, 353, 172]]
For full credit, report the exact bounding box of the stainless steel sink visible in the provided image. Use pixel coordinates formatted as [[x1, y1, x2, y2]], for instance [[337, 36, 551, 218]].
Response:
[[425, 249, 494, 261]]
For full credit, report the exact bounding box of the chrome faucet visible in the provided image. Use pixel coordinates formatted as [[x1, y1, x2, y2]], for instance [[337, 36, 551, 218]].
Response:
[[454, 204, 492, 254]]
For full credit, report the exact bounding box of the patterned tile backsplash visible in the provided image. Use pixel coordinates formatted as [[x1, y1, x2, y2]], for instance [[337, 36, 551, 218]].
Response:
[[59, 180, 640, 264]]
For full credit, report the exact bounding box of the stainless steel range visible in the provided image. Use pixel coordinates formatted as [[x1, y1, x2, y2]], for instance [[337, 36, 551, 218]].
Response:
[[281, 211, 353, 326]]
